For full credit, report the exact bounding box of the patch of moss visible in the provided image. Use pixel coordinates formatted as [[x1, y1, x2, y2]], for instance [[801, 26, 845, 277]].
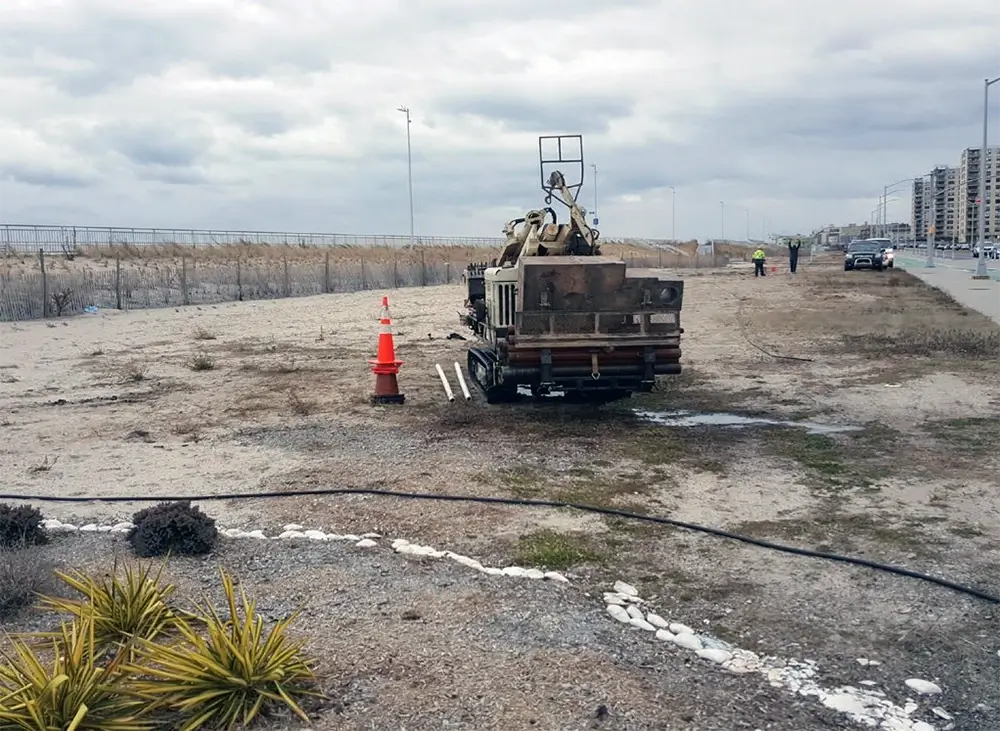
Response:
[[514, 530, 604, 569], [762, 426, 896, 492]]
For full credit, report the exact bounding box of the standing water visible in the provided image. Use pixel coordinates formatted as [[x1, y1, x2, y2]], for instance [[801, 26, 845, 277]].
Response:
[[633, 410, 861, 435]]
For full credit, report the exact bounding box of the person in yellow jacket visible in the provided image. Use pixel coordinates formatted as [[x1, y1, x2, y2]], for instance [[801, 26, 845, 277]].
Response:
[[751, 247, 766, 277]]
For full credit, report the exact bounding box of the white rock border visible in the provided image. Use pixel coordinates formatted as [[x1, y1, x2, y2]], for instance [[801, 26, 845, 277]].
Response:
[[36, 520, 570, 584], [602, 580, 947, 731], [34, 519, 951, 730]]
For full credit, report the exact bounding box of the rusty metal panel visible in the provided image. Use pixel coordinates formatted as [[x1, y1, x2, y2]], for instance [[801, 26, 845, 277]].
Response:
[[517, 256, 684, 313]]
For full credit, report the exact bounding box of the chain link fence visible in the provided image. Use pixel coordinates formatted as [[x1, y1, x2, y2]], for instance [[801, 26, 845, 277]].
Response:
[[0, 225, 733, 322], [1, 249, 481, 321], [0, 224, 505, 255]]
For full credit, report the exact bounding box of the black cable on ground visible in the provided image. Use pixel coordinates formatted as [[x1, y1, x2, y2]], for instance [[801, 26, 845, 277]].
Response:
[[2, 487, 997, 605], [736, 296, 815, 363]]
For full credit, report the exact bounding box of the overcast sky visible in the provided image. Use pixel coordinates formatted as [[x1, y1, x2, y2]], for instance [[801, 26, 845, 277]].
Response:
[[0, 0, 998, 241]]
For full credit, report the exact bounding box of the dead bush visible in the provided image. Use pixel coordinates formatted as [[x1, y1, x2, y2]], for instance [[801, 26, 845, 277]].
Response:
[[187, 353, 217, 371], [115, 358, 149, 383], [51, 288, 72, 316], [0, 545, 56, 619], [287, 390, 313, 416]]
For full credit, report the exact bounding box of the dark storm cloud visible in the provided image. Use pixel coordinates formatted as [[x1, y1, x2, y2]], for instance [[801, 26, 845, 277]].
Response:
[[0, 165, 93, 188], [435, 94, 635, 134]]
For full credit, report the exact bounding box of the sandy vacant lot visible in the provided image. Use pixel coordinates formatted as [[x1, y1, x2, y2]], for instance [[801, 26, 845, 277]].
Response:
[[1, 256, 999, 730]]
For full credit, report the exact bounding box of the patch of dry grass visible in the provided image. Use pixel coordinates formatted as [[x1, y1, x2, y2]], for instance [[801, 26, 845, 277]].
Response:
[[841, 329, 999, 358], [186, 352, 217, 371]]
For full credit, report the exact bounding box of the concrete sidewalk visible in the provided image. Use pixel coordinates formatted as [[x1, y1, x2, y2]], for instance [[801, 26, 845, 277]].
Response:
[[896, 256, 1000, 324]]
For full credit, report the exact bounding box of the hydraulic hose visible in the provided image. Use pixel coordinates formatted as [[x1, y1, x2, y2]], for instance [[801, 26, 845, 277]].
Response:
[[1, 487, 996, 605]]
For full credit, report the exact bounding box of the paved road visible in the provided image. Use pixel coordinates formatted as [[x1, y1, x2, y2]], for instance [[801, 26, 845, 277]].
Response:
[[893, 248, 985, 262], [895, 255, 1000, 324]]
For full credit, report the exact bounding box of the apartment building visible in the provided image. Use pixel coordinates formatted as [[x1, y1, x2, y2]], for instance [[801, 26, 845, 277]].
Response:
[[957, 145, 1000, 244], [911, 179, 927, 241], [910, 166, 959, 243]]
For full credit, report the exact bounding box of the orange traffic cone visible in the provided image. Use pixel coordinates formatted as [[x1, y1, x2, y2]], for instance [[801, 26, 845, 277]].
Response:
[[369, 296, 405, 405]]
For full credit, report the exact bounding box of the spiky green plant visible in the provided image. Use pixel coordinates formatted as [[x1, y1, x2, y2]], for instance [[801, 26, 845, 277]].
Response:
[[0, 612, 152, 730], [126, 568, 321, 731], [35, 560, 182, 658]]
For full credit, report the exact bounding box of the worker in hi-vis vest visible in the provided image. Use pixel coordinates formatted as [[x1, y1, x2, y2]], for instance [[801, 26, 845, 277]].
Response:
[[788, 238, 802, 273], [752, 247, 766, 277]]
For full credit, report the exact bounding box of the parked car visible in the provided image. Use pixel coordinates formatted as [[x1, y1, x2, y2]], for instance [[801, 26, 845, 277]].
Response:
[[845, 240, 889, 271], [863, 238, 895, 268], [973, 244, 998, 259]]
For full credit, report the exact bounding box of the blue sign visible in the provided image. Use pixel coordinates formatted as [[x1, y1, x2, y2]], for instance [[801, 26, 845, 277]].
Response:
[[593, 217, 599, 226]]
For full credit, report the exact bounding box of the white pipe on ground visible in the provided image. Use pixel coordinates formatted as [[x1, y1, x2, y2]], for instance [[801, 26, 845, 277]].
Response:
[[453, 362, 472, 400], [435, 364, 455, 402]]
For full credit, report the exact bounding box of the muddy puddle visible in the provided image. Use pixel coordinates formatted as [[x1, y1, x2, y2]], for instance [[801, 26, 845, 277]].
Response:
[[633, 409, 861, 435]]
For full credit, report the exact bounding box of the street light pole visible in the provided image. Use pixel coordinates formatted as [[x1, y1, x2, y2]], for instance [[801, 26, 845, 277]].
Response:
[[670, 186, 676, 241], [881, 178, 914, 240], [975, 75, 1000, 279], [397, 105, 415, 246], [720, 201, 725, 241], [590, 163, 598, 221]]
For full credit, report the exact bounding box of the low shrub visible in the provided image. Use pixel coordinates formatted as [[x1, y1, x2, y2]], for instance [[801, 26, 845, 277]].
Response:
[[127, 501, 217, 558], [0, 503, 48, 550], [126, 569, 321, 730], [37, 559, 183, 656], [0, 612, 151, 730], [0, 545, 56, 620]]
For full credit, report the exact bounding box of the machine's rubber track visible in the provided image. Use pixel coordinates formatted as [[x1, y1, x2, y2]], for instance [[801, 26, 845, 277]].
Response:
[[467, 347, 518, 404]]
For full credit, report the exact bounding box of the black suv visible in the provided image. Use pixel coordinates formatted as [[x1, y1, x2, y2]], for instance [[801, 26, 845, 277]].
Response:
[[844, 241, 888, 271]]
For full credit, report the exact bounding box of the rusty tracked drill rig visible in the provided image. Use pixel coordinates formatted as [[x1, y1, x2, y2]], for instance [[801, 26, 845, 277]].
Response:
[[460, 135, 686, 404]]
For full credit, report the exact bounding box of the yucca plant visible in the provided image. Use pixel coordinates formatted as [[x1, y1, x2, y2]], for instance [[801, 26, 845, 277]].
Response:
[[0, 612, 153, 730], [35, 559, 183, 659], [126, 568, 322, 731]]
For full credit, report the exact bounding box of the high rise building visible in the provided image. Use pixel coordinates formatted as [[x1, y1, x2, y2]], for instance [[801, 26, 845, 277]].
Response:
[[911, 166, 959, 243], [957, 146, 1000, 244], [911, 179, 927, 243]]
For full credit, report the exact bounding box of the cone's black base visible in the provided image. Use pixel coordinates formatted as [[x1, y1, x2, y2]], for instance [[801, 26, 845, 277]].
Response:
[[371, 393, 405, 405]]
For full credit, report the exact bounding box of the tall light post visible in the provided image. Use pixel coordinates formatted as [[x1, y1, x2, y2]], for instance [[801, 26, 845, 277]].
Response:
[[975, 75, 1000, 279], [732, 204, 750, 241], [397, 105, 415, 246], [669, 186, 676, 241], [590, 163, 598, 222], [881, 178, 914, 239], [720, 201, 725, 241]]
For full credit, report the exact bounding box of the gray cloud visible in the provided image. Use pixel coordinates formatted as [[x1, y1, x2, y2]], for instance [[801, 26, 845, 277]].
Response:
[[0, 1, 997, 239], [435, 94, 635, 135], [228, 111, 296, 138], [0, 165, 93, 188], [84, 121, 213, 169]]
